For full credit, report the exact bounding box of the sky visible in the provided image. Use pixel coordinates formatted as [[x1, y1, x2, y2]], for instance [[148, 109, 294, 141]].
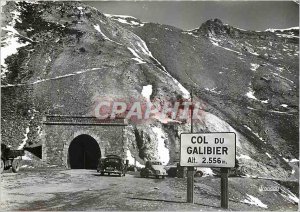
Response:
[[85, 1, 299, 31]]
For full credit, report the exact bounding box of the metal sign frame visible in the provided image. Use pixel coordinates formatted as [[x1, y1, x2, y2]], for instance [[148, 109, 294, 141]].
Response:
[[180, 132, 236, 168]]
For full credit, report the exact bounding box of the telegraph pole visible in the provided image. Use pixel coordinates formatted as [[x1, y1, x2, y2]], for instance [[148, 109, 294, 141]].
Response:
[[191, 88, 193, 133], [187, 88, 194, 203]]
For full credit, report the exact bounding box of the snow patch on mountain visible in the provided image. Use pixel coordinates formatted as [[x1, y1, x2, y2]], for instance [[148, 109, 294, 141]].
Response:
[[265, 152, 272, 158], [22, 151, 32, 161], [241, 194, 268, 208], [276, 182, 299, 204], [249, 51, 259, 56], [182, 31, 199, 38], [285, 193, 299, 204], [280, 104, 288, 108], [78, 6, 84, 14], [237, 154, 252, 160], [1, 36, 29, 79], [243, 125, 264, 141], [283, 158, 299, 163], [245, 89, 258, 100], [271, 72, 294, 84], [105, 14, 145, 27], [94, 24, 113, 41], [93, 24, 122, 45], [209, 37, 242, 55], [205, 87, 221, 94], [119, 19, 144, 27], [268, 110, 293, 115], [266, 27, 299, 39], [127, 47, 146, 64], [126, 150, 144, 168], [266, 27, 299, 32], [152, 126, 169, 165], [141, 85, 153, 101], [18, 127, 30, 150], [250, 63, 260, 72], [132, 58, 146, 64], [105, 14, 136, 19], [276, 34, 299, 39], [1, 8, 30, 78], [290, 159, 299, 163]]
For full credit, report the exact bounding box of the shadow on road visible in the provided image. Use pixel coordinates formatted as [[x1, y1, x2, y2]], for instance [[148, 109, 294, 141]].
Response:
[[92, 173, 122, 177], [127, 197, 220, 209]]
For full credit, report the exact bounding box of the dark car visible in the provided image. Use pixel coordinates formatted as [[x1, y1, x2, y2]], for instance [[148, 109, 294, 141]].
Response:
[[140, 161, 167, 179], [1, 144, 24, 173], [97, 155, 128, 177]]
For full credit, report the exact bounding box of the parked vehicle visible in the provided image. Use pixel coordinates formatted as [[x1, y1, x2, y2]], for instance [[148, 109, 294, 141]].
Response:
[[212, 159, 247, 177], [166, 165, 203, 178], [140, 161, 167, 179], [97, 155, 128, 177], [1, 144, 24, 173], [166, 166, 177, 177]]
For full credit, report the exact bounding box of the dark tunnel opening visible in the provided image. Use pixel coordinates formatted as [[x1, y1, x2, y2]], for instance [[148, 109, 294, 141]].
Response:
[[68, 134, 101, 169]]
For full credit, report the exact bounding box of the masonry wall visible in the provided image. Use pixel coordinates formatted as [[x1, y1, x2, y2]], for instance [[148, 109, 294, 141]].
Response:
[[42, 124, 126, 167]]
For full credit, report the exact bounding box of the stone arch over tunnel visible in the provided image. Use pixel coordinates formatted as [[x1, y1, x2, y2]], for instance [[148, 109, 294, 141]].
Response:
[[68, 134, 101, 169]]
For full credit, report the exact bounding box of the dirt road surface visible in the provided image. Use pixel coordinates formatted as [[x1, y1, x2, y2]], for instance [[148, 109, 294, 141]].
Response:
[[0, 168, 298, 211]]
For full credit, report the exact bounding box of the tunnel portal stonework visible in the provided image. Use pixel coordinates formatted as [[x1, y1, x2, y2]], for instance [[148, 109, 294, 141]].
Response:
[[42, 115, 128, 168]]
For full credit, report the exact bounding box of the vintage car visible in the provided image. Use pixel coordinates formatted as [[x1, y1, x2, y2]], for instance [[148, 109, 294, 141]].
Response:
[[1, 144, 24, 173], [97, 155, 128, 177], [140, 161, 167, 179]]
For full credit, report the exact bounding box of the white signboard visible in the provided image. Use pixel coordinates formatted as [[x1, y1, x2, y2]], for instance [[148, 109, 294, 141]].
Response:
[[180, 132, 236, 168]]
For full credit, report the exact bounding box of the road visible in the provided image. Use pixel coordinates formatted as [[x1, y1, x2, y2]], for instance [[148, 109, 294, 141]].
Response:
[[0, 168, 298, 211]]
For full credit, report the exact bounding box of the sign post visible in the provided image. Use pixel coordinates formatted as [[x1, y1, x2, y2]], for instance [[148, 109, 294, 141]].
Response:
[[180, 132, 236, 208], [220, 168, 229, 209], [187, 166, 194, 203]]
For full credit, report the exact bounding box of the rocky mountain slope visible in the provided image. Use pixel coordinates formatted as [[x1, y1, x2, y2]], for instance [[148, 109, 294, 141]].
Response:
[[1, 1, 299, 180], [111, 14, 299, 178]]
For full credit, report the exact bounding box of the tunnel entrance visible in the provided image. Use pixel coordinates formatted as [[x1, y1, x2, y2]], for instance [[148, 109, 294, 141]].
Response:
[[68, 134, 101, 169]]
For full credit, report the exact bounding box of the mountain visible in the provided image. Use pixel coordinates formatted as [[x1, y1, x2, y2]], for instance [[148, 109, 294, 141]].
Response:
[[1, 1, 298, 180], [122, 17, 299, 177]]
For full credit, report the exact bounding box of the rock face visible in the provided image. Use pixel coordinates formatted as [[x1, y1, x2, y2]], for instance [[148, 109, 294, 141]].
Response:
[[1, 1, 298, 179]]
